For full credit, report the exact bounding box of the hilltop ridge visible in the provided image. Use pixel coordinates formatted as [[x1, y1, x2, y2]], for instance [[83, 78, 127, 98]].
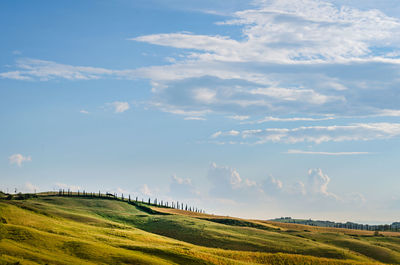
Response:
[[1, 193, 400, 264]]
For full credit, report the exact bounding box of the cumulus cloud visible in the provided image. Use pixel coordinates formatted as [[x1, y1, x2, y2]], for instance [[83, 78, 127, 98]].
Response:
[[116, 187, 130, 195], [262, 176, 283, 196], [55, 183, 81, 191], [203, 163, 364, 214], [169, 175, 199, 198], [9, 154, 32, 167], [207, 162, 261, 200], [24, 182, 38, 193], [140, 184, 152, 196], [212, 123, 400, 144], [107, 101, 130, 113], [305, 168, 337, 198], [260, 169, 337, 199]]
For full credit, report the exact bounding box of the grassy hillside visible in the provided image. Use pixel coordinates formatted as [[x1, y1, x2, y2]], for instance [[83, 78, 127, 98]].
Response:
[[0, 195, 399, 264]]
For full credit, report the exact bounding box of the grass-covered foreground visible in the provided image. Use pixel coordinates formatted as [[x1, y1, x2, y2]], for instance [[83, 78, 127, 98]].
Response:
[[1, 195, 400, 264]]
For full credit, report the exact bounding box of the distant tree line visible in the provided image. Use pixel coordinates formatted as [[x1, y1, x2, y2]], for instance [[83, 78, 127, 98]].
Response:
[[273, 217, 400, 232], [54, 189, 205, 214]]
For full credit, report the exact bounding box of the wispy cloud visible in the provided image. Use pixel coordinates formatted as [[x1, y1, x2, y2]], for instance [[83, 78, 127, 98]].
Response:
[[210, 130, 240, 139], [228, 115, 250, 121], [3, 1, 400, 121], [0, 58, 118, 81], [134, 0, 400, 64], [184, 116, 206, 121], [211, 123, 400, 144], [286, 149, 371, 156], [79, 110, 89, 114], [107, 101, 130, 113], [9, 154, 31, 167], [55, 183, 81, 191], [245, 116, 335, 124]]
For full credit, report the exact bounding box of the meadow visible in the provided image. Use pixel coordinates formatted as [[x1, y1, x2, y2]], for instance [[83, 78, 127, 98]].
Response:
[[1, 194, 399, 264]]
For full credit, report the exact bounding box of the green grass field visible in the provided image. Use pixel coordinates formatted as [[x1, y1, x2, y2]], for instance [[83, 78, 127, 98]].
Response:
[[1, 195, 399, 264]]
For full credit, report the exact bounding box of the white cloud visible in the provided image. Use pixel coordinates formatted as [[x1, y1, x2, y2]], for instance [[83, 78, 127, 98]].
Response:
[[249, 87, 335, 105], [80, 110, 89, 114], [262, 175, 284, 196], [55, 183, 81, 191], [269, 176, 283, 190], [171, 175, 192, 185], [184, 116, 206, 121], [108, 101, 130, 113], [286, 149, 371, 155], [207, 163, 262, 200], [135, 1, 400, 64], [193, 88, 217, 103], [227, 130, 240, 136], [24, 182, 38, 193], [306, 168, 337, 198], [213, 123, 400, 144], [126, 0, 400, 119], [141, 184, 152, 196], [211, 131, 222, 138], [169, 175, 199, 198], [0, 71, 31, 80], [9, 154, 31, 167], [0, 58, 117, 81], [116, 187, 127, 194], [265, 169, 338, 200], [290, 181, 307, 196], [3, 1, 400, 121], [149, 102, 211, 118], [228, 115, 250, 121], [246, 116, 335, 124], [210, 130, 240, 138], [376, 109, 400, 117]]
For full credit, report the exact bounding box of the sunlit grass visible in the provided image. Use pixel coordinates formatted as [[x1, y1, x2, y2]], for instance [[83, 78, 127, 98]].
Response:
[[0, 196, 398, 264]]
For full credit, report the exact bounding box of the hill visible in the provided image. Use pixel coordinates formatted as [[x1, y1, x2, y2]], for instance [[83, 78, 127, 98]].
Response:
[[270, 217, 400, 232], [1, 194, 400, 264]]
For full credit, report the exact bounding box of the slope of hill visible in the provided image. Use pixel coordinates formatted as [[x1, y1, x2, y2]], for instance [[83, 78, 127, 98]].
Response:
[[1, 195, 400, 264]]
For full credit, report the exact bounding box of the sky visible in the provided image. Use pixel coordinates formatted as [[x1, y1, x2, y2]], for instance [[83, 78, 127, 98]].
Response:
[[1, 0, 400, 224]]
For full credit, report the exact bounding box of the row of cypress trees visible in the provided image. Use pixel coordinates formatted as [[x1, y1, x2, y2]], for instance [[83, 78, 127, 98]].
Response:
[[57, 189, 205, 214]]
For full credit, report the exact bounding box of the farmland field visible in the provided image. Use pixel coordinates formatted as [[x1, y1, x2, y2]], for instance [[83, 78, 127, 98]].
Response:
[[1, 195, 399, 264]]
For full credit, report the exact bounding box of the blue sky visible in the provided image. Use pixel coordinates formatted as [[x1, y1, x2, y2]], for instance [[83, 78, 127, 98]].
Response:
[[1, 0, 400, 224]]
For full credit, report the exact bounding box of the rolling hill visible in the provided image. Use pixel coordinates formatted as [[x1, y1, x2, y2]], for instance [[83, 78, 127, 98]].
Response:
[[1, 193, 400, 264]]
